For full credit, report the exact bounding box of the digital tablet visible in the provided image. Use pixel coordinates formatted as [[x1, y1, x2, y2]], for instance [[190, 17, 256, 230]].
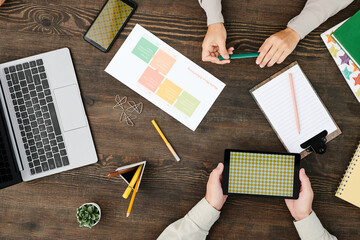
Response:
[[222, 149, 301, 199]]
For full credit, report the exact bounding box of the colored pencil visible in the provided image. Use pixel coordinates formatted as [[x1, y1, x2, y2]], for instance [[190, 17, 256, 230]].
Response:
[[218, 52, 260, 60], [122, 165, 142, 199], [151, 120, 180, 161], [289, 73, 300, 133], [107, 166, 138, 178], [126, 174, 141, 217]]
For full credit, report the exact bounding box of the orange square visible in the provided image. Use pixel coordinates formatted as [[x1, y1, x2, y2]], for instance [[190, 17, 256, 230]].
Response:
[[150, 49, 176, 75]]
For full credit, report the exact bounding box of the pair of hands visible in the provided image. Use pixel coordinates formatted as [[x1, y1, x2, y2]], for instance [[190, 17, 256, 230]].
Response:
[[202, 23, 301, 67], [205, 163, 313, 221]]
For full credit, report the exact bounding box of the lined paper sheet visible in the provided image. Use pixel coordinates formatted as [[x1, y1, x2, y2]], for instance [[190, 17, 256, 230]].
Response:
[[251, 64, 337, 153]]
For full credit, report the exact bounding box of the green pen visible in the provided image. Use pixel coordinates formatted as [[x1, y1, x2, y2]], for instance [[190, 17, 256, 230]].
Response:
[[218, 52, 260, 60]]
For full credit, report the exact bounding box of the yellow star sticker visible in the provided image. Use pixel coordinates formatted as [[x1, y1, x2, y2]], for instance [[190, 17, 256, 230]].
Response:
[[356, 88, 360, 99], [329, 45, 339, 58]]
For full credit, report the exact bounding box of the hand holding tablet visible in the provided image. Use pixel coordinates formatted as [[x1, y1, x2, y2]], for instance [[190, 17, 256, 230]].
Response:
[[205, 163, 228, 210], [222, 149, 301, 199], [285, 169, 314, 220]]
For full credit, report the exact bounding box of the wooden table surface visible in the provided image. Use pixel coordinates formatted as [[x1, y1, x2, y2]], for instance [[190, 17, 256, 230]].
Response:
[[0, 0, 359, 239]]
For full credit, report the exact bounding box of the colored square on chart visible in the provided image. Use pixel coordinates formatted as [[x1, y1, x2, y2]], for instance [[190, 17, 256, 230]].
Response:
[[174, 91, 200, 117], [156, 79, 183, 104], [138, 66, 164, 92], [132, 37, 159, 63], [228, 152, 294, 197], [150, 49, 176, 75]]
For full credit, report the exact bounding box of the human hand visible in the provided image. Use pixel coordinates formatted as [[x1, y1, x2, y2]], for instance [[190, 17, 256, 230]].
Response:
[[285, 168, 314, 221], [205, 163, 228, 211], [256, 27, 300, 68], [202, 23, 234, 64], [0, 0, 5, 6]]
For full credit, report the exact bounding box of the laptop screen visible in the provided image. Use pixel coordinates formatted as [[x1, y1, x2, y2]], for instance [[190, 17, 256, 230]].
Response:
[[0, 95, 22, 189]]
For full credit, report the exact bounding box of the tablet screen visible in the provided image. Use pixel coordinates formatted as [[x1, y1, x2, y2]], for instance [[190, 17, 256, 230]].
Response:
[[226, 151, 299, 198]]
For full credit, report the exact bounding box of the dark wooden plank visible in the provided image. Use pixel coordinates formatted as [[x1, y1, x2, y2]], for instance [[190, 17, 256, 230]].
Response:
[[0, 0, 359, 239]]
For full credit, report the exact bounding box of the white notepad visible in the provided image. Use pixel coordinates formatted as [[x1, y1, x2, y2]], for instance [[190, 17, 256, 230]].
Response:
[[250, 62, 341, 157]]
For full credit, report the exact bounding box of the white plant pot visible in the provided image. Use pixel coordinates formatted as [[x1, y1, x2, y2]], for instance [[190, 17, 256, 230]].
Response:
[[77, 202, 101, 228]]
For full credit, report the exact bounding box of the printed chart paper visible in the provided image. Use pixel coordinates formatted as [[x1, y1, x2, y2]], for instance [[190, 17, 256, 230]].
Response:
[[105, 24, 225, 131], [321, 21, 360, 102]]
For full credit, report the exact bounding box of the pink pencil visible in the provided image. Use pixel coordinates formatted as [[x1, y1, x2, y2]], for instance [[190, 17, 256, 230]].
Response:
[[289, 73, 300, 134]]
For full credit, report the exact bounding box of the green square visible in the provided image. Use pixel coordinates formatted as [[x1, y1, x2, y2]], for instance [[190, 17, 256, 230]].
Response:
[[132, 37, 159, 63], [174, 91, 200, 117]]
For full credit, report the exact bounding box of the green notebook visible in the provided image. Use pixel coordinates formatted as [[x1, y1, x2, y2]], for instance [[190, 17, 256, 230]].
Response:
[[331, 10, 360, 70]]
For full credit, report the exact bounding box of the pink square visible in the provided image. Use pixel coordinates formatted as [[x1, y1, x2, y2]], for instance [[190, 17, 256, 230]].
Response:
[[138, 67, 164, 92]]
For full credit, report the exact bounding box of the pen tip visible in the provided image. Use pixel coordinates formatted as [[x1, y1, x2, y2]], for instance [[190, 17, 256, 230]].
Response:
[[126, 213, 130, 217]]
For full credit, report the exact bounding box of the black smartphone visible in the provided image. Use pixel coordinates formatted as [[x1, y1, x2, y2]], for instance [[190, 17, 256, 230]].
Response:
[[222, 149, 301, 199], [84, 0, 137, 52]]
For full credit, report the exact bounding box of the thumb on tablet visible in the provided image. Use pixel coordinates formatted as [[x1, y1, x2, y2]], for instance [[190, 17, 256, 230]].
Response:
[[205, 162, 227, 211], [299, 168, 311, 192], [214, 162, 224, 174]]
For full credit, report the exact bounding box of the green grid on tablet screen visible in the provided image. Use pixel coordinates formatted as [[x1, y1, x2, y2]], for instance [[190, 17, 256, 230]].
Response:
[[228, 152, 294, 197]]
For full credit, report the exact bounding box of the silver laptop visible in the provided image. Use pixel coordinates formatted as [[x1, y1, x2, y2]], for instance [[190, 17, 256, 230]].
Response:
[[0, 47, 97, 185]]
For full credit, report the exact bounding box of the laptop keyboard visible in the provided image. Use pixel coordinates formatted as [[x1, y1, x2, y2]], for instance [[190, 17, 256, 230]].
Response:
[[3, 59, 69, 175]]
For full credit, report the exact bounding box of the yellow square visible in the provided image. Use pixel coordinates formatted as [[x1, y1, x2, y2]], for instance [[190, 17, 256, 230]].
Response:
[[156, 79, 183, 105]]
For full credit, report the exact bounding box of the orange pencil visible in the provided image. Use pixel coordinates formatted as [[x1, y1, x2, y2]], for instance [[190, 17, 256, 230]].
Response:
[[289, 73, 300, 134], [126, 174, 141, 217]]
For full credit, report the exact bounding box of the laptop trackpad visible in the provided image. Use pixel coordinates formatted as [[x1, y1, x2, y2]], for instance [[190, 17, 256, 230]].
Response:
[[53, 85, 87, 132]]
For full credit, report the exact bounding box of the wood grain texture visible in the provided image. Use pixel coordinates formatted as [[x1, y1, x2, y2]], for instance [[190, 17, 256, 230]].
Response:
[[0, 0, 359, 239]]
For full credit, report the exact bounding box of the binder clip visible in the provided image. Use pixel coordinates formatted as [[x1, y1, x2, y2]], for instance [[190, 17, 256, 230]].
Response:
[[300, 130, 328, 154]]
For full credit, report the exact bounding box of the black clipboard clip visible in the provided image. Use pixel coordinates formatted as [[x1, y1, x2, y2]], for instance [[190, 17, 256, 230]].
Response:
[[300, 130, 328, 154]]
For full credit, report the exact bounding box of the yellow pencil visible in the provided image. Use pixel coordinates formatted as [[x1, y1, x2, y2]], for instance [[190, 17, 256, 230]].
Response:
[[126, 174, 141, 217], [122, 165, 142, 199], [151, 120, 180, 161]]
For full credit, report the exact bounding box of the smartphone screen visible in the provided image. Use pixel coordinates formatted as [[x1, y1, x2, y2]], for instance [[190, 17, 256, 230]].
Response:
[[84, 0, 136, 52]]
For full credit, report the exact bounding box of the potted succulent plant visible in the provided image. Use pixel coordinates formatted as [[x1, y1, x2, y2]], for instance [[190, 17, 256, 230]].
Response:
[[76, 203, 101, 228]]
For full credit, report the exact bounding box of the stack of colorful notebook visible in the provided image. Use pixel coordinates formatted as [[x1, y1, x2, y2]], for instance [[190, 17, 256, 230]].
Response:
[[321, 10, 360, 102]]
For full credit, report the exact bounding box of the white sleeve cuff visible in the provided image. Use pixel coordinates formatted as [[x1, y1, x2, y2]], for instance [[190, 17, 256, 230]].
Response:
[[287, 0, 354, 39], [187, 197, 221, 232], [199, 0, 224, 26], [293, 211, 328, 240]]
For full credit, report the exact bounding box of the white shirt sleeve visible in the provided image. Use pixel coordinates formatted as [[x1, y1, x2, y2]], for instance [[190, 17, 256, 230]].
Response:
[[287, 0, 354, 39], [157, 198, 220, 240], [293, 211, 337, 240], [198, 0, 224, 26]]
